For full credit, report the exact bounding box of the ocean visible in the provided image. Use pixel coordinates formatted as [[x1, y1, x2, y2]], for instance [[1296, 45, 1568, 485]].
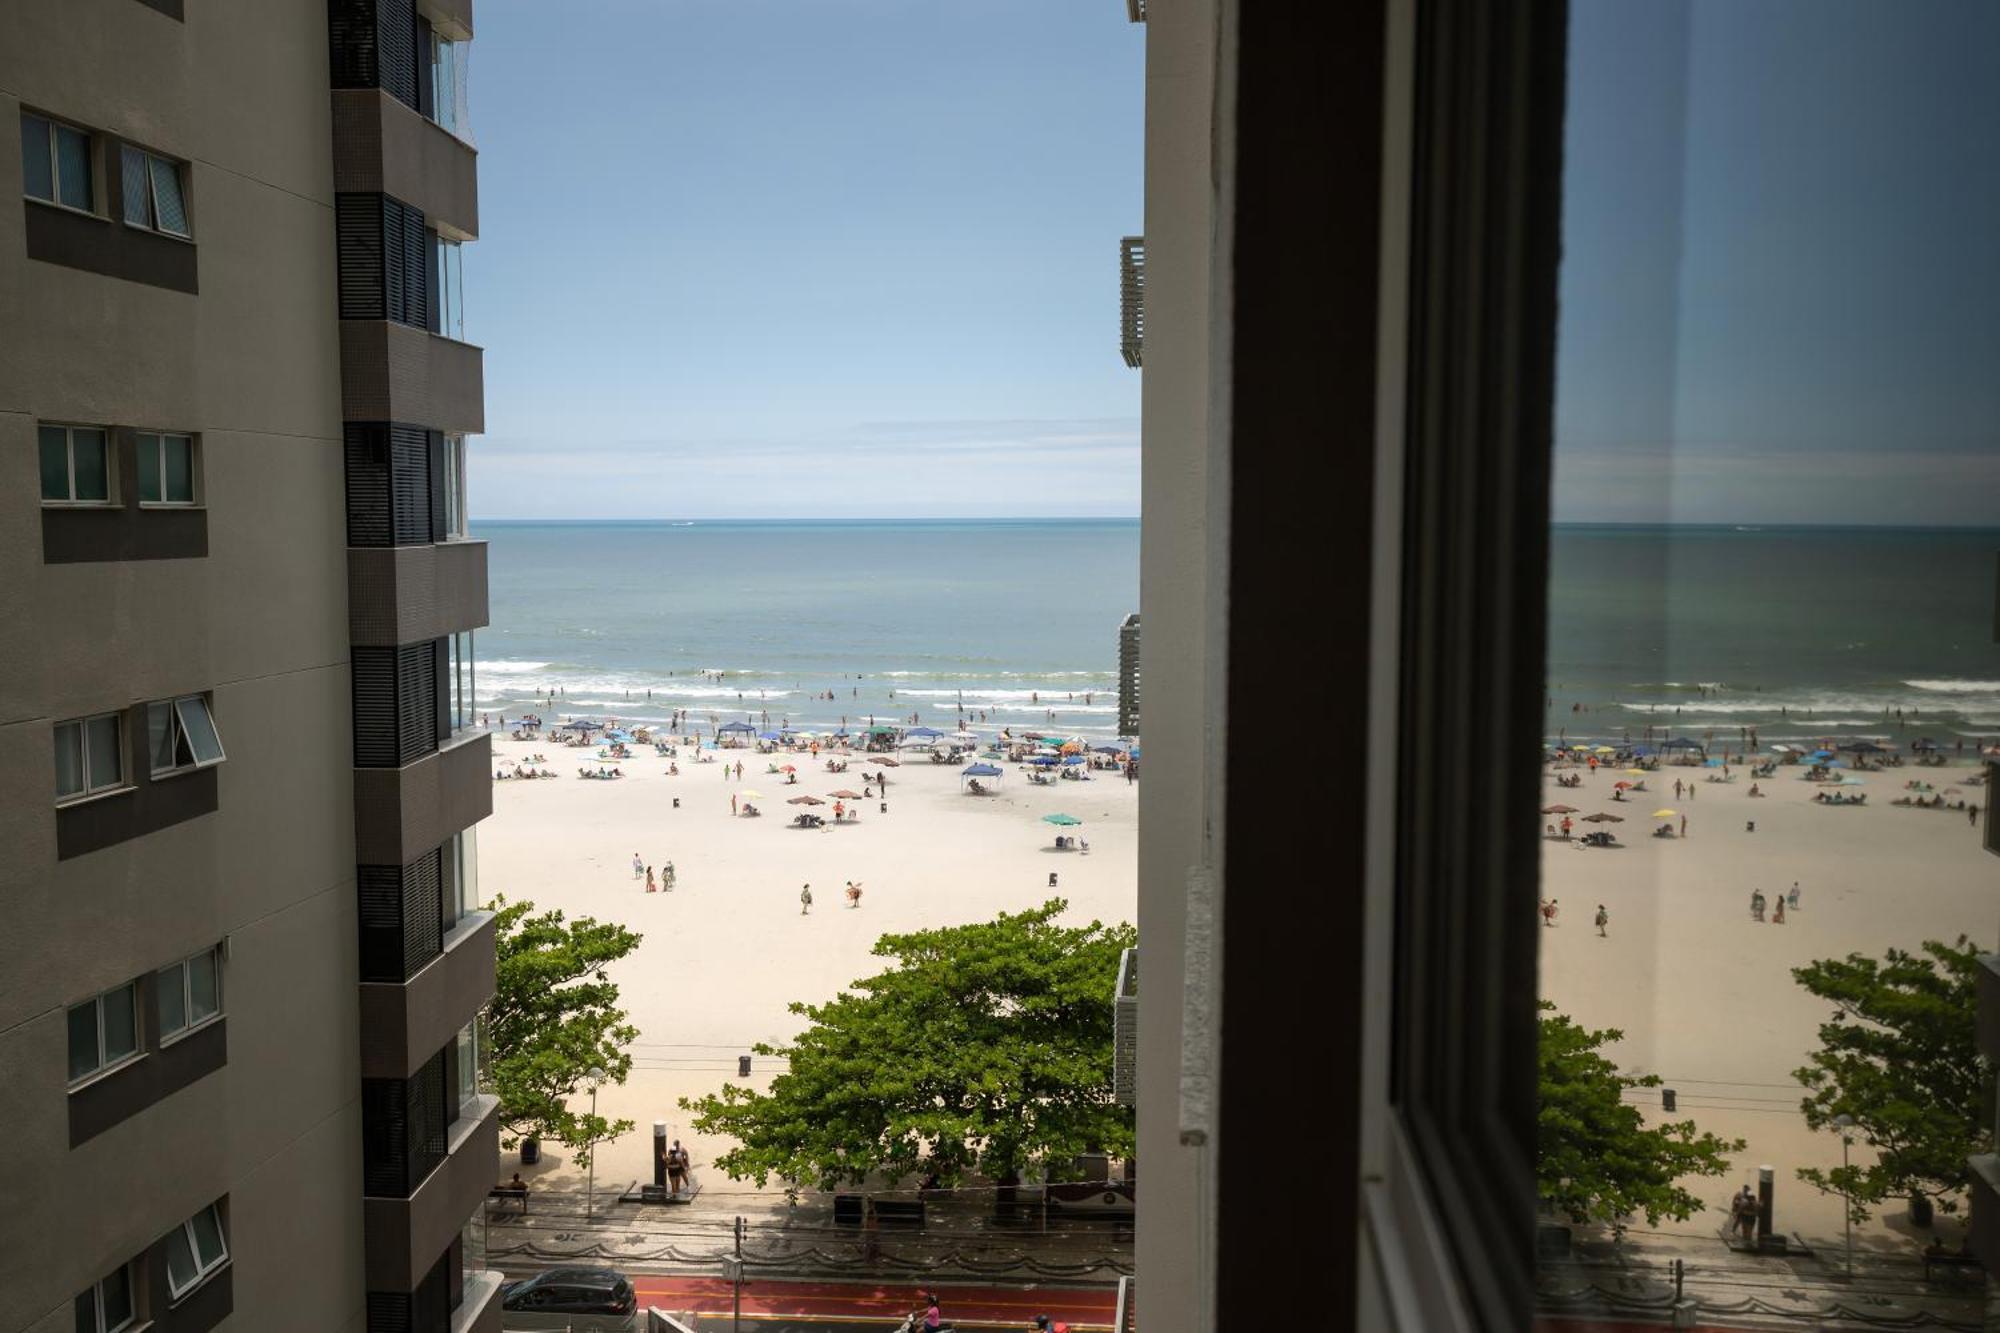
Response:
[[470, 519, 1140, 737], [1545, 525, 2000, 745], [466, 520, 1998, 746]]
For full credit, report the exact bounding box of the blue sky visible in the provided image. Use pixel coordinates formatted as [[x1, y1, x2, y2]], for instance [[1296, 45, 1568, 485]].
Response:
[[1555, 0, 2000, 524], [465, 1, 1142, 519]]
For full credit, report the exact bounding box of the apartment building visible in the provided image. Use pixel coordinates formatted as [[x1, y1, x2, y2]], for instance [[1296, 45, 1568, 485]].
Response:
[[1, 1, 495, 1329]]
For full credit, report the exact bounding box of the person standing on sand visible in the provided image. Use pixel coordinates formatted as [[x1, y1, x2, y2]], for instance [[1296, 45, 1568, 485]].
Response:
[[1595, 905, 1608, 937], [1772, 896, 1785, 924], [633, 853, 644, 880], [1787, 882, 1800, 911], [846, 881, 862, 908], [1750, 890, 1765, 922], [731, 793, 738, 816], [800, 883, 813, 914], [1541, 899, 1558, 927], [646, 866, 657, 893], [1680, 814, 1688, 838], [1559, 815, 1573, 840]]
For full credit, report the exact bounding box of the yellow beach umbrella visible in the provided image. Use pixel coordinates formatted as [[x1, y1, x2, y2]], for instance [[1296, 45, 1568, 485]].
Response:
[[740, 789, 765, 799], [1651, 808, 1676, 818], [1625, 769, 1649, 776], [1594, 746, 1616, 753]]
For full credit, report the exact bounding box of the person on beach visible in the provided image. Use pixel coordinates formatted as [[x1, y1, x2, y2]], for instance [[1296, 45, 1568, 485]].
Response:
[[632, 853, 644, 880], [1750, 890, 1765, 922], [646, 866, 657, 893], [1787, 882, 1800, 911], [1674, 779, 1683, 799], [800, 883, 813, 914], [664, 861, 676, 890], [731, 793, 738, 816], [1680, 814, 1688, 838], [1594, 904, 1608, 937], [846, 881, 862, 908], [1559, 815, 1573, 840], [1540, 898, 1558, 927], [1772, 896, 1785, 924]]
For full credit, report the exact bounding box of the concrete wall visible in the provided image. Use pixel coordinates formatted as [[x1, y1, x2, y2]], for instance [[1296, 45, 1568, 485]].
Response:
[[1136, 0, 1225, 1327], [0, 2, 361, 1328]]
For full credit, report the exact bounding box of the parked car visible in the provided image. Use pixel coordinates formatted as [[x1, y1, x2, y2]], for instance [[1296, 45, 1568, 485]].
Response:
[[499, 1267, 638, 1331]]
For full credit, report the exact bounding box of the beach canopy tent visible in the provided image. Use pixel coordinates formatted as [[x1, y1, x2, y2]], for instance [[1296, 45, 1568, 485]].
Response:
[[906, 726, 944, 738], [1659, 737, 1703, 751], [718, 721, 755, 734], [564, 719, 604, 732], [1029, 755, 1060, 766], [787, 794, 825, 805], [1042, 813, 1083, 826], [866, 724, 900, 736], [1913, 737, 1942, 752], [1841, 740, 1887, 754], [963, 763, 1003, 778]]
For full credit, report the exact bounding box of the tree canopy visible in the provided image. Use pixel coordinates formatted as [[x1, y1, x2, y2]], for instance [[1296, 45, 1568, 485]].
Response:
[[488, 895, 642, 1166], [1538, 1002, 1742, 1229], [682, 899, 1135, 1189], [1791, 938, 1990, 1220]]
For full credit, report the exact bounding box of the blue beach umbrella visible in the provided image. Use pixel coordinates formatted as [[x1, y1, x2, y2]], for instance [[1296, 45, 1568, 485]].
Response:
[[1029, 755, 1059, 766], [962, 763, 1003, 778]]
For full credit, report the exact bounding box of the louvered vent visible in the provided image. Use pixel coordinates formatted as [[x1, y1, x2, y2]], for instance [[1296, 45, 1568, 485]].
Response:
[[353, 641, 442, 767], [328, 0, 382, 89], [344, 424, 394, 547], [402, 849, 443, 976], [395, 641, 438, 765], [336, 196, 386, 320], [1119, 236, 1145, 369], [377, 0, 420, 111], [389, 427, 433, 544]]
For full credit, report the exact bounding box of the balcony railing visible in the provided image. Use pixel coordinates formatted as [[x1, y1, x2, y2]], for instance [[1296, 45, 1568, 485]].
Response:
[[1114, 946, 1138, 1107], [1120, 237, 1145, 368]]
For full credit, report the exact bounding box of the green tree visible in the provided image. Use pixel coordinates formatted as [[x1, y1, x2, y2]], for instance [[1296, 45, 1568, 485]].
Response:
[[682, 899, 1135, 1189], [1791, 938, 1989, 1221], [1538, 1003, 1742, 1229], [488, 895, 642, 1166]]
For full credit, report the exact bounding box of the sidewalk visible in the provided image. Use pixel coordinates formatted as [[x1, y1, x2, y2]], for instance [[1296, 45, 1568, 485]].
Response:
[[1536, 1224, 1993, 1330]]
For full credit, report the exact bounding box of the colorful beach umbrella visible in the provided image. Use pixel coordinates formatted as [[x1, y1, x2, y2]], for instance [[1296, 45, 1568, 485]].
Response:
[[787, 795, 824, 805], [1651, 808, 1676, 818], [1042, 813, 1083, 826]]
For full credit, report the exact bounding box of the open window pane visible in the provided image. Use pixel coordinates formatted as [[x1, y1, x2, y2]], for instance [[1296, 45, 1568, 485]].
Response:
[[71, 430, 108, 502], [137, 433, 162, 502], [188, 949, 219, 1021], [164, 435, 194, 502], [55, 124, 90, 210], [21, 114, 52, 200], [101, 986, 137, 1063], [122, 144, 150, 225], [163, 1228, 196, 1294], [157, 961, 188, 1035], [67, 1002, 98, 1081], [54, 721, 84, 798], [189, 1205, 226, 1268], [38, 426, 69, 500], [149, 155, 189, 236], [175, 697, 225, 765], [85, 714, 122, 789], [100, 1266, 134, 1328]]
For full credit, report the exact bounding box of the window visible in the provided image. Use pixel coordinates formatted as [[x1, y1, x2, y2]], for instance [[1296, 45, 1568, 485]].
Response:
[[430, 34, 468, 138], [443, 827, 479, 927], [77, 1262, 137, 1333], [56, 713, 126, 803], [454, 1016, 480, 1110], [447, 632, 476, 736], [67, 982, 139, 1085], [39, 425, 112, 504], [442, 433, 469, 539], [21, 112, 92, 211], [157, 946, 222, 1040], [435, 236, 465, 340], [137, 433, 197, 505], [162, 1203, 227, 1299], [147, 695, 226, 776], [120, 144, 190, 238]]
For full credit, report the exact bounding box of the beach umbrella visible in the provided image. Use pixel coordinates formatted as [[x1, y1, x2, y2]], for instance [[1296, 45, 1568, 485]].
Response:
[[1541, 804, 1578, 814], [780, 764, 796, 772], [739, 788, 765, 799], [1594, 746, 1616, 753], [1042, 813, 1083, 826], [1061, 755, 1086, 765], [787, 795, 825, 805], [1612, 781, 1633, 789], [1651, 808, 1676, 818], [1029, 755, 1060, 766], [906, 726, 944, 738], [1582, 812, 1624, 823], [1624, 769, 1649, 776], [875, 757, 900, 767], [566, 719, 604, 732], [828, 789, 864, 799], [1093, 744, 1127, 755]]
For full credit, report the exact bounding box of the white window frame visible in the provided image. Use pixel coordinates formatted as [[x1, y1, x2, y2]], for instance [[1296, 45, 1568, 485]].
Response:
[[436, 236, 465, 341], [163, 1203, 228, 1300], [442, 433, 470, 538], [443, 826, 480, 927], [136, 431, 200, 506], [56, 711, 128, 804], [148, 694, 227, 778], [21, 111, 94, 213], [38, 423, 115, 506], [448, 631, 476, 736], [120, 142, 191, 238], [67, 982, 141, 1087], [157, 944, 224, 1043], [80, 1261, 138, 1333], [454, 1014, 481, 1110]]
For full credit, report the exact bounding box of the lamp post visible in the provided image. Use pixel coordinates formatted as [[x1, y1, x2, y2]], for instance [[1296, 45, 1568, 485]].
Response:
[[1833, 1113, 1855, 1278], [585, 1065, 606, 1220]]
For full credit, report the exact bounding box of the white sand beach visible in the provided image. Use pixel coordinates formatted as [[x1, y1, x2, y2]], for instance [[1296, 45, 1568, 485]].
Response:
[[478, 732, 1139, 1204], [1538, 754, 1993, 1244]]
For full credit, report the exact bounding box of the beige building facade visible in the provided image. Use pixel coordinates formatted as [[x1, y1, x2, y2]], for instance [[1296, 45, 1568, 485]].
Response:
[[0, 1, 495, 1329]]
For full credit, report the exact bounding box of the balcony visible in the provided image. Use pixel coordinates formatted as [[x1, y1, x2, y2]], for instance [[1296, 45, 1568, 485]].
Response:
[[454, 1270, 504, 1333], [360, 910, 496, 1080], [332, 88, 479, 240], [350, 540, 490, 647], [353, 731, 492, 865], [419, 0, 474, 41], [341, 322, 485, 436], [365, 1093, 499, 1291]]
